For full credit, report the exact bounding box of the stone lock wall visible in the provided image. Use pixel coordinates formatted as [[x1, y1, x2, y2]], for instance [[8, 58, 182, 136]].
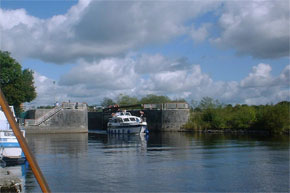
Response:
[[160, 109, 190, 131], [25, 103, 88, 133]]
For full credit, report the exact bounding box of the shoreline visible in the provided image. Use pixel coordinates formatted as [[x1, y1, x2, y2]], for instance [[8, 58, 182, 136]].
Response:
[[179, 128, 290, 135]]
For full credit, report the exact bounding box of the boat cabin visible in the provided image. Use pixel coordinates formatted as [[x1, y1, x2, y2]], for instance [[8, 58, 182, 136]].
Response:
[[115, 112, 131, 116], [109, 112, 142, 124]]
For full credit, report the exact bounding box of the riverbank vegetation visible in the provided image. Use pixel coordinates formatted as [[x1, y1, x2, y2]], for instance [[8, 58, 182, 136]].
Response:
[[183, 97, 290, 134]]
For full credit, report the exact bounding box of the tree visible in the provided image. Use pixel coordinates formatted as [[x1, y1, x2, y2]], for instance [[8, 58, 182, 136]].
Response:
[[190, 99, 199, 110], [140, 94, 171, 104], [255, 103, 290, 133], [117, 94, 139, 106], [0, 51, 36, 115], [198, 97, 221, 110], [229, 106, 256, 129], [101, 97, 115, 107]]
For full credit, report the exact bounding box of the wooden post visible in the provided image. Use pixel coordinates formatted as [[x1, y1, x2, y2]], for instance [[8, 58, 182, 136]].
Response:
[[0, 88, 51, 193]]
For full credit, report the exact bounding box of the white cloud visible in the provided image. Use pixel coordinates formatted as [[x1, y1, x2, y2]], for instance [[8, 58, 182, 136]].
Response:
[[32, 72, 59, 106], [236, 64, 290, 105], [189, 23, 211, 43], [277, 65, 290, 86], [146, 65, 212, 93], [0, 0, 220, 63], [134, 54, 192, 74], [240, 63, 273, 87], [59, 57, 138, 90], [32, 71, 120, 106], [213, 0, 290, 58], [1, 0, 288, 62]]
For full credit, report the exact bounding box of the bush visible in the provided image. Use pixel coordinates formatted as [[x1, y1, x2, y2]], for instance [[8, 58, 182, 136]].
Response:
[[185, 98, 290, 133]]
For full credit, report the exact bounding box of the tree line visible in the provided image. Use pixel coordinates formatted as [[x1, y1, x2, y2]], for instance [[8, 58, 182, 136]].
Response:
[[183, 97, 290, 134], [100, 94, 185, 107]]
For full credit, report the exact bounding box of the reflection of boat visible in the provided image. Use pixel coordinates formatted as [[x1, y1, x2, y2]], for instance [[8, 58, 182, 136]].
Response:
[[106, 133, 148, 149], [107, 111, 149, 135], [0, 107, 26, 165]]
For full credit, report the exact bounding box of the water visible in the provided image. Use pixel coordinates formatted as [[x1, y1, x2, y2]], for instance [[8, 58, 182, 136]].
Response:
[[10, 132, 290, 192]]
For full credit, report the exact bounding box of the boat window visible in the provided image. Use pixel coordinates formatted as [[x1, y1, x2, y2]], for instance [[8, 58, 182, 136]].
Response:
[[129, 118, 135, 121], [4, 131, 15, 137], [117, 118, 123, 122], [123, 118, 129, 122], [125, 112, 131, 116]]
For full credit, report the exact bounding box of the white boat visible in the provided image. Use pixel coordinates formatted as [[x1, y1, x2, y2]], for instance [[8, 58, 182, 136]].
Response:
[[107, 111, 149, 135], [0, 107, 26, 166]]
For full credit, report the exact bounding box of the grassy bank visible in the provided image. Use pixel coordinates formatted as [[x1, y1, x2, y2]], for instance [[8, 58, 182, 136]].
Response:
[[182, 98, 290, 134]]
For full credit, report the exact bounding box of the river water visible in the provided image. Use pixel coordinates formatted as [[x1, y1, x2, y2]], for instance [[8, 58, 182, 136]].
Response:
[[9, 132, 290, 192]]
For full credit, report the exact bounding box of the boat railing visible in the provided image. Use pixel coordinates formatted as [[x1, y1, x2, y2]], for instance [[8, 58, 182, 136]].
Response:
[[0, 129, 25, 137]]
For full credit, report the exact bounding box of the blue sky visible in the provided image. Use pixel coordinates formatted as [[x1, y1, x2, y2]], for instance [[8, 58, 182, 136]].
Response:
[[0, 0, 289, 106], [2, 0, 77, 19]]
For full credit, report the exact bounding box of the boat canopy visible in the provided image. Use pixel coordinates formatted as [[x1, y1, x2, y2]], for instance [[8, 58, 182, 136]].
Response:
[[0, 110, 9, 130]]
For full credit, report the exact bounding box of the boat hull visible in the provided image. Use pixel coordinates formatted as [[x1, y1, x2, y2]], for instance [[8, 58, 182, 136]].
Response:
[[0, 130, 26, 165], [107, 125, 148, 134], [2, 156, 26, 166]]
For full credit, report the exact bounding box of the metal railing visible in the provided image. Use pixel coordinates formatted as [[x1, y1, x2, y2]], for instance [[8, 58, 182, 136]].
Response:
[[33, 107, 62, 126], [143, 102, 189, 110], [62, 102, 87, 110]]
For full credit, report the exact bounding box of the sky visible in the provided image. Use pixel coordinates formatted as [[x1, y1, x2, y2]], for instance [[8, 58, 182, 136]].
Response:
[[0, 0, 289, 106]]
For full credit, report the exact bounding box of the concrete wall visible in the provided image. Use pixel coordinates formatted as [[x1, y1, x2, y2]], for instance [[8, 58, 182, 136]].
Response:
[[160, 109, 190, 131], [26, 109, 51, 119], [25, 108, 88, 133], [141, 109, 189, 131]]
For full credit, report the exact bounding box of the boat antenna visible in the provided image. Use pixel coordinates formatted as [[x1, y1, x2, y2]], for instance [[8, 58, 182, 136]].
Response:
[[0, 88, 51, 193]]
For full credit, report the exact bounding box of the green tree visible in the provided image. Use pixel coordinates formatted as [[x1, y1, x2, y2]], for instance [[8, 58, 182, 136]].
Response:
[[140, 94, 171, 104], [184, 98, 290, 133], [255, 103, 290, 133], [101, 97, 115, 107], [172, 98, 186, 102], [0, 51, 36, 115], [198, 97, 221, 110], [202, 108, 226, 129], [228, 105, 256, 129], [117, 94, 139, 106]]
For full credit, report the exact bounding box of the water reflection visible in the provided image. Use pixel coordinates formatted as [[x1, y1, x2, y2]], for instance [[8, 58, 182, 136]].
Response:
[[22, 132, 289, 192], [26, 133, 88, 156], [106, 134, 148, 150], [25, 133, 88, 193]]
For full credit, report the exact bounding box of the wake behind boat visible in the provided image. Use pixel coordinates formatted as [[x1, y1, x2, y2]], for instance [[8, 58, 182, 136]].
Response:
[[107, 111, 149, 135], [0, 106, 26, 166]]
